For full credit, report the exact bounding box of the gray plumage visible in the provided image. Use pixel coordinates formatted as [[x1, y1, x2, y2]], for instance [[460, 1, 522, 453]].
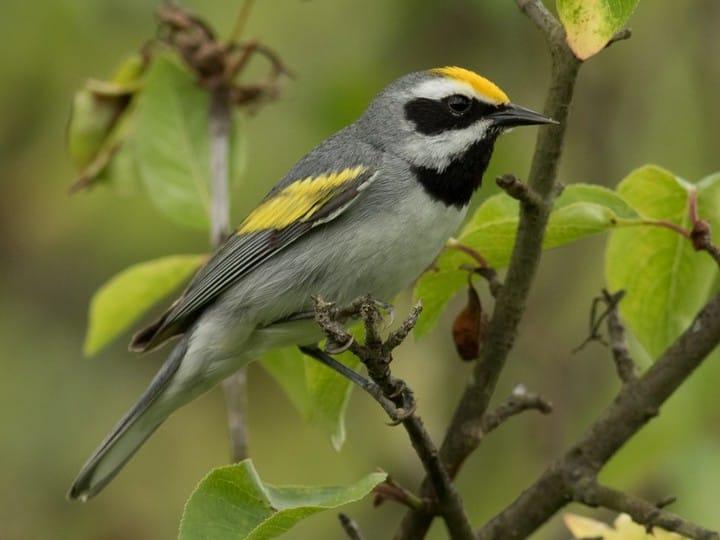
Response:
[[69, 68, 553, 500]]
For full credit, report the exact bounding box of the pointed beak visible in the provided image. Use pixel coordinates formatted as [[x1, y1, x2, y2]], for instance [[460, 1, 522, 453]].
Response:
[[488, 103, 559, 127]]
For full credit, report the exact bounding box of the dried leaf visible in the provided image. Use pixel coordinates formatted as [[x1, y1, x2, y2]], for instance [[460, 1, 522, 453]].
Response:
[[67, 53, 147, 192], [452, 281, 487, 361]]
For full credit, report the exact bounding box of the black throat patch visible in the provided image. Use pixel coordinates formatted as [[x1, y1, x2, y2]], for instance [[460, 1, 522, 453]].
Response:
[[411, 137, 497, 208]]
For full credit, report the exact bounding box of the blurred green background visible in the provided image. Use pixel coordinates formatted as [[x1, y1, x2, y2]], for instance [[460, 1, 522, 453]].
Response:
[[2, 1, 719, 539]]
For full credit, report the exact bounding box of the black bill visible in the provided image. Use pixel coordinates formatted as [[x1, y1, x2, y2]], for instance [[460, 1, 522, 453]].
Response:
[[489, 103, 558, 127]]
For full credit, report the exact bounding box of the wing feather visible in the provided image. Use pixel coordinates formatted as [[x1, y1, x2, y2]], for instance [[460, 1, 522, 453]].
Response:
[[130, 166, 377, 351]]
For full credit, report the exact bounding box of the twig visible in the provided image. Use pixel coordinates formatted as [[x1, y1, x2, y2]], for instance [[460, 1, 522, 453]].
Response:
[[447, 239, 503, 298], [641, 219, 691, 238], [475, 267, 503, 299], [228, 0, 256, 44], [157, 3, 289, 99], [479, 385, 552, 436], [602, 290, 637, 385], [161, 0, 290, 464], [688, 189, 720, 267], [476, 293, 720, 539], [516, 0, 561, 39], [638, 188, 720, 267], [209, 88, 232, 245], [572, 294, 612, 352], [209, 83, 249, 461], [496, 174, 542, 209], [446, 238, 491, 268], [312, 298, 475, 540], [338, 513, 365, 540], [220, 370, 248, 461], [373, 477, 430, 512], [572, 480, 717, 540]]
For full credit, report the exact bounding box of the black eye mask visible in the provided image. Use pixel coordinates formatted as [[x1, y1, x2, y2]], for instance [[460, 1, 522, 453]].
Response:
[[404, 95, 503, 136]]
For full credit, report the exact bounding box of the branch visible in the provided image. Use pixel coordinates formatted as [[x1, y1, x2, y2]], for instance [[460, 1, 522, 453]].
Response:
[[338, 513, 365, 540], [516, 0, 562, 40], [602, 290, 637, 385], [373, 477, 430, 512], [640, 188, 720, 268], [688, 189, 720, 267], [228, 0, 256, 44], [476, 293, 720, 539], [312, 298, 475, 540], [496, 174, 542, 209], [209, 83, 249, 462], [395, 1, 583, 536], [209, 89, 232, 245], [162, 1, 291, 464], [573, 480, 718, 539], [447, 239, 503, 298], [479, 385, 552, 436]]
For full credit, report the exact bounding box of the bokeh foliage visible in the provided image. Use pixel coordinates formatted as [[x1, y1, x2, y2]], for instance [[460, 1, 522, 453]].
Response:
[[2, 1, 720, 539]]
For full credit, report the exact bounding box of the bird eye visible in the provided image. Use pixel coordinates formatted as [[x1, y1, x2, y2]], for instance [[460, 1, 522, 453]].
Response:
[[446, 94, 472, 115]]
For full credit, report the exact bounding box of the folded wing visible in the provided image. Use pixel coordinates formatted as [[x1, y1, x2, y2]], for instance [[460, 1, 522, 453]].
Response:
[[131, 166, 377, 351]]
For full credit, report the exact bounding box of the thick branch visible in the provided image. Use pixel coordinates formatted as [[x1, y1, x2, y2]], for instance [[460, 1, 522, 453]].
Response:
[[395, 1, 581, 536], [573, 480, 718, 539], [444, 0, 578, 463], [476, 293, 720, 539]]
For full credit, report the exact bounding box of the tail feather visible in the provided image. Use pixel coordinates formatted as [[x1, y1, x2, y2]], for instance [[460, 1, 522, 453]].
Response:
[[68, 339, 188, 501]]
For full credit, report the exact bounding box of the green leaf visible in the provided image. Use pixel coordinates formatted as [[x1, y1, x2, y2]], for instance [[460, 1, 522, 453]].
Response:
[[605, 165, 720, 357], [413, 269, 467, 338], [132, 53, 246, 229], [179, 460, 385, 540], [84, 254, 205, 357], [414, 184, 640, 337], [133, 54, 213, 229], [556, 0, 639, 60], [262, 347, 359, 451]]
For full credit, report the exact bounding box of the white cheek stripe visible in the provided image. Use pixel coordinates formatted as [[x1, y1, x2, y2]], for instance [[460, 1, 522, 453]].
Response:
[[399, 120, 492, 171]]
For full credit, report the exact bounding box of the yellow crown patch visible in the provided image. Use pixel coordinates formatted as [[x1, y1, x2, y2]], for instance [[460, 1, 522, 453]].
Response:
[[432, 66, 509, 105]]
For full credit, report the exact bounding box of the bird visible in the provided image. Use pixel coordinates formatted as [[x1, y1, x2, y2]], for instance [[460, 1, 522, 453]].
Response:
[[68, 66, 555, 501]]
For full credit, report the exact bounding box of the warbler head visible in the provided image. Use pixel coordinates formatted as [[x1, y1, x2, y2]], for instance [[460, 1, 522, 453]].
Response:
[[358, 67, 555, 206]]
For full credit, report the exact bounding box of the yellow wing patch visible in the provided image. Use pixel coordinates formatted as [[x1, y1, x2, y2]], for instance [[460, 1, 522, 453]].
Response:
[[432, 66, 509, 105], [238, 166, 367, 233]]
